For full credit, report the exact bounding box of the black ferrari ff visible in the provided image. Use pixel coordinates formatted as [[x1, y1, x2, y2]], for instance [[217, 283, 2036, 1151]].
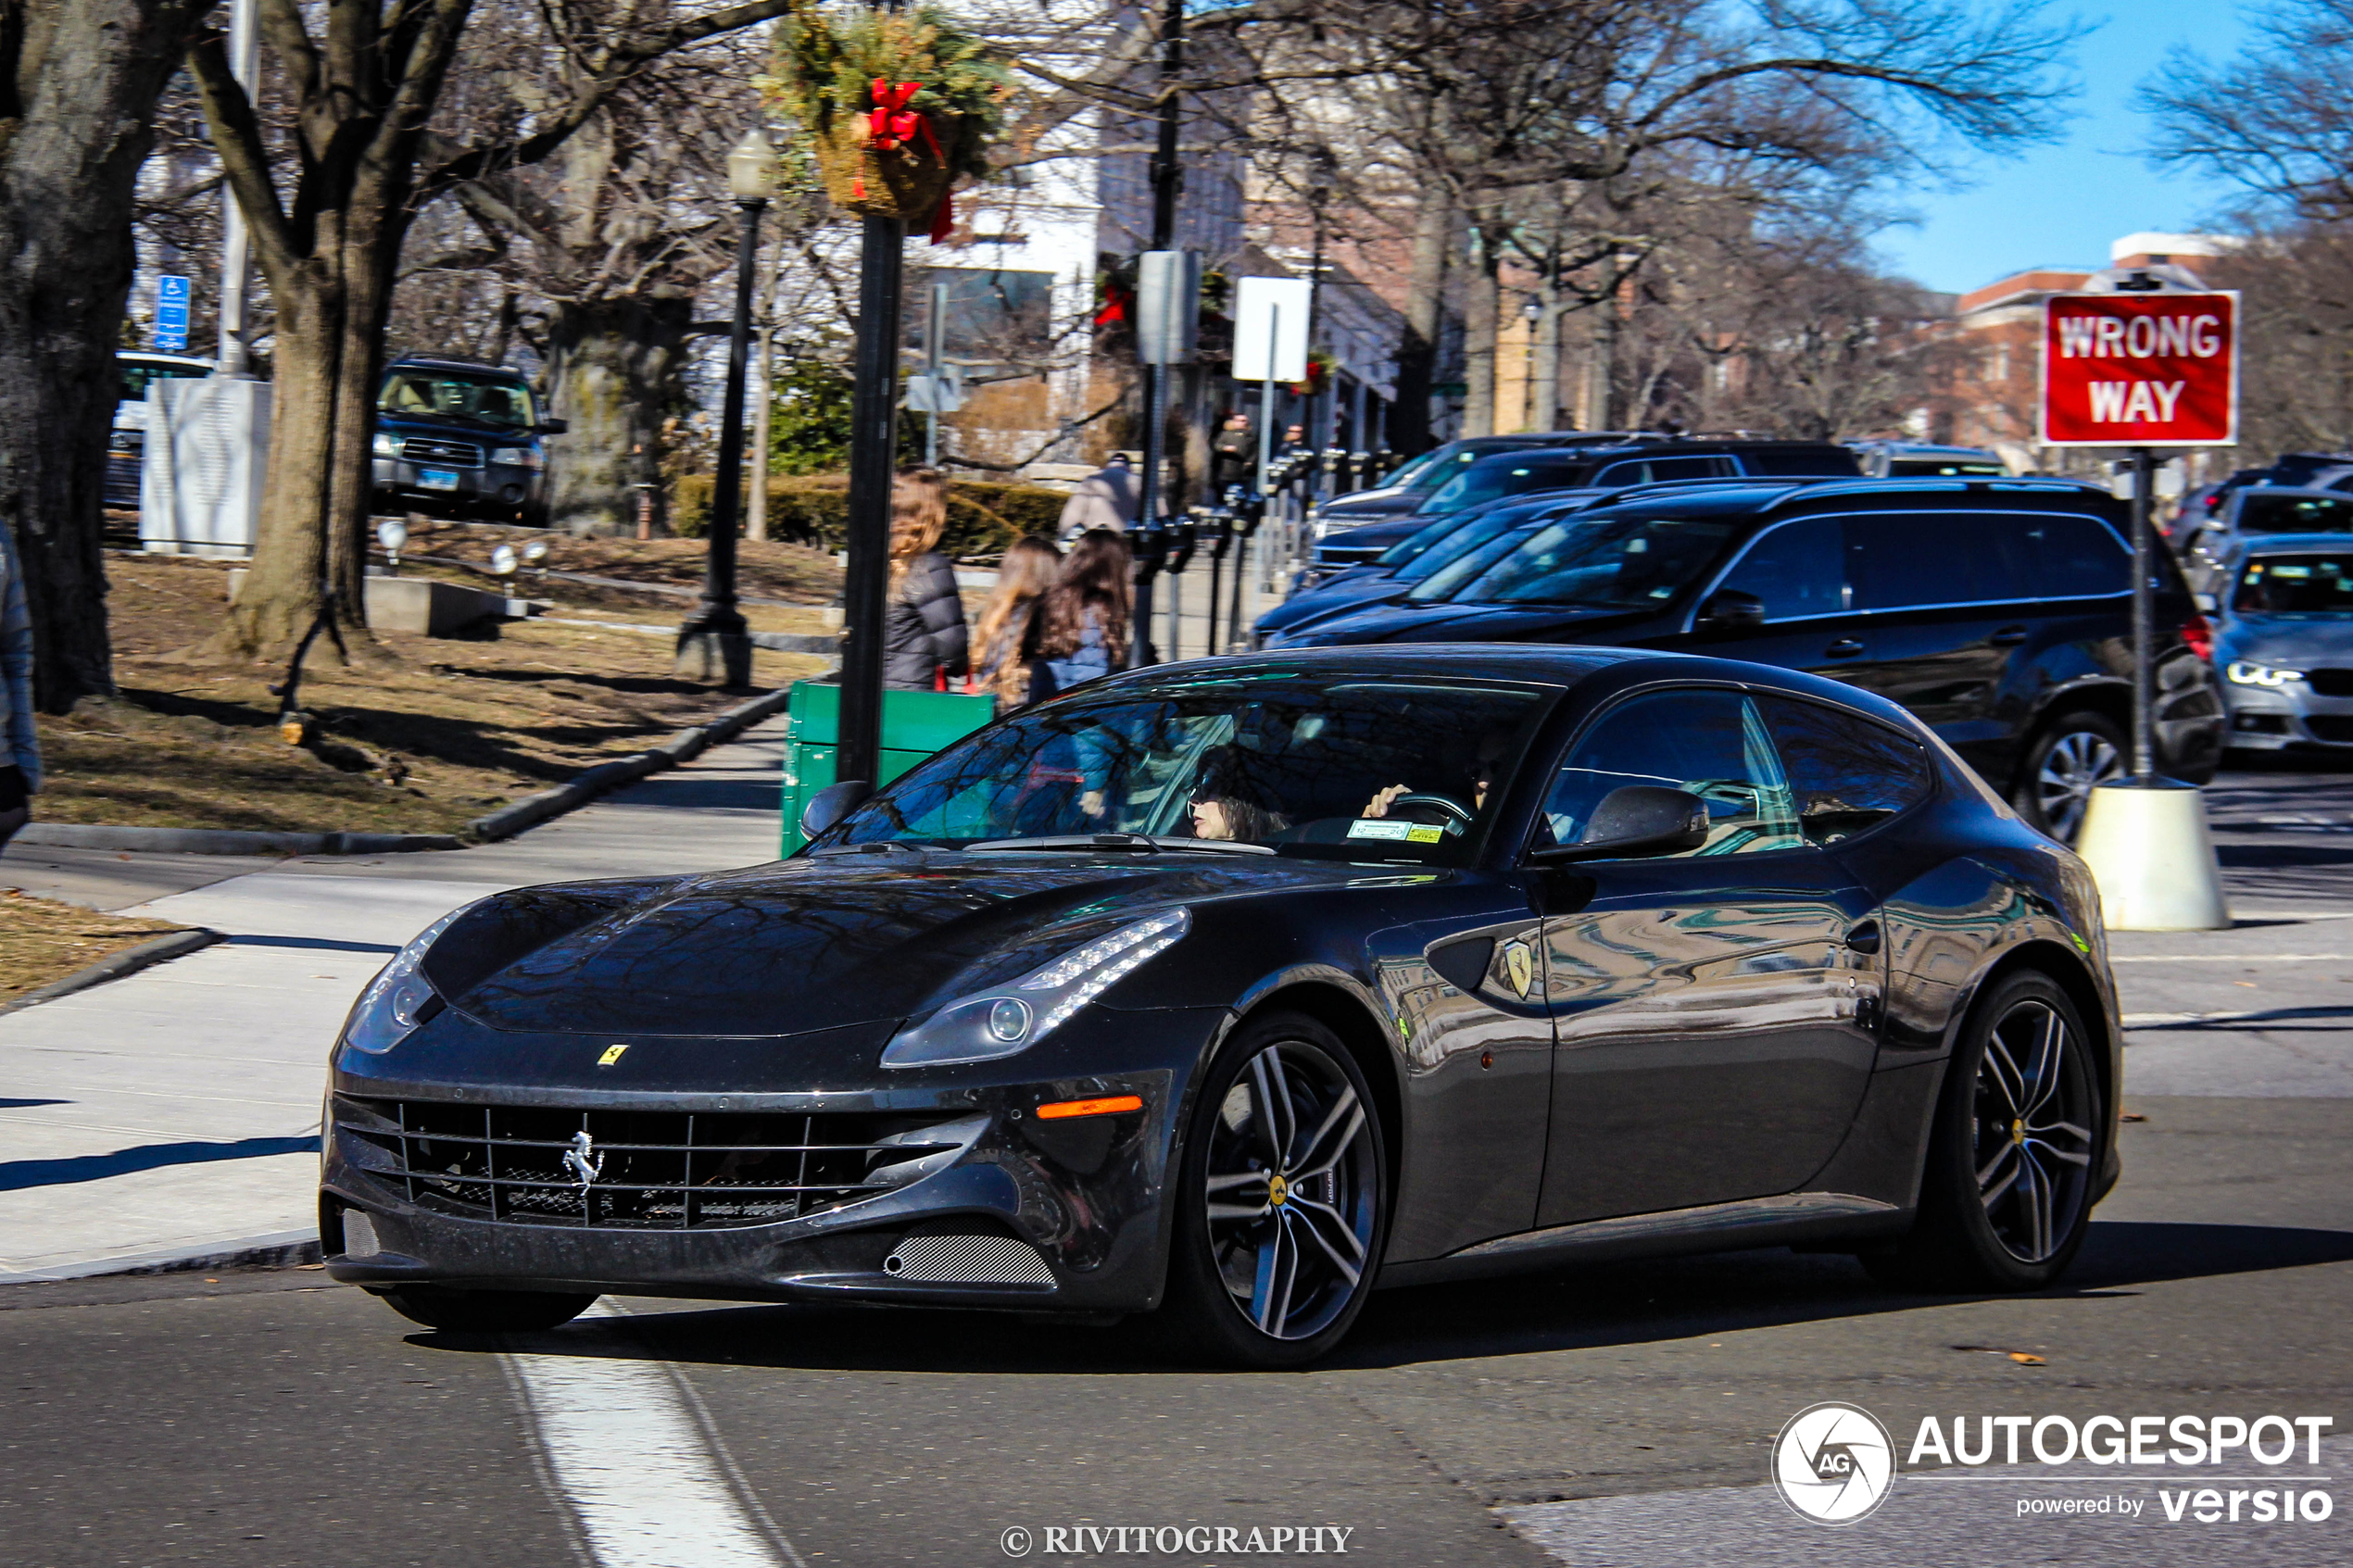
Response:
[[322, 647, 2120, 1365]]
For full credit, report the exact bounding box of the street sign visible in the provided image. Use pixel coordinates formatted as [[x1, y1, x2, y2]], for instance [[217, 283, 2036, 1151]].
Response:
[[2040, 290, 2239, 446], [1231, 277, 1310, 383], [904, 367, 965, 413], [153, 274, 192, 354]]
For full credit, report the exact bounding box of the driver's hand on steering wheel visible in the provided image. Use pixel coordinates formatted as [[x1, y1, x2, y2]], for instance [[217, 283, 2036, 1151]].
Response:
[[1363, 784, 1410, 819]]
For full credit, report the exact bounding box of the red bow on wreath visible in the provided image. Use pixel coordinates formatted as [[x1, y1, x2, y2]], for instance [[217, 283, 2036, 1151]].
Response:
[[865, 79, 955, 244]]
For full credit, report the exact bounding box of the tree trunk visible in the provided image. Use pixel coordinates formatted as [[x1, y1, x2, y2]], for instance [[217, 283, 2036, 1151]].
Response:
[[1460, 219, 1501, 439], [544, 293, 691, 538], [0, 0, 213, 709], [1390, 192, 1451, 455]]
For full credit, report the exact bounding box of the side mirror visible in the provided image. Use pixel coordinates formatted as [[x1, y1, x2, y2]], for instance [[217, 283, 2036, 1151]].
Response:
[[799, 779, 873, 842], [535, 419, 570, 436], [1528, 785, 1710, 863], [1696, 588, 1765, 633]]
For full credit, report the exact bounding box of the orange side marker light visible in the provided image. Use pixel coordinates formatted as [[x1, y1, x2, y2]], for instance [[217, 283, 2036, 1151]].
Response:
[[1035, 1095, 1144, 1120]]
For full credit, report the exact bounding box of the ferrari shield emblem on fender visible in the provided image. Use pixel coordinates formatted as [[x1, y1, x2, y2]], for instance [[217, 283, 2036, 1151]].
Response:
[[598, 1043, 629, 1067], [1503, 939, 1535, 999]]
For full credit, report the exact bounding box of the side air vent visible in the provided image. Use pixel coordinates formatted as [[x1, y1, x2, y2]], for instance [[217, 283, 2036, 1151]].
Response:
[[883, 1234, 1055, 1286]]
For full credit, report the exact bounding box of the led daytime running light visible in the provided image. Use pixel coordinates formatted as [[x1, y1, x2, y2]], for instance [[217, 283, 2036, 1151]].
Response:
[[2226, 659, 2304, 688]]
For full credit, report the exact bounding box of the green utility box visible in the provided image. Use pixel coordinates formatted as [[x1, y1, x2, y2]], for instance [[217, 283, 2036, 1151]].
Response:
[[780, 681, 996, 853]]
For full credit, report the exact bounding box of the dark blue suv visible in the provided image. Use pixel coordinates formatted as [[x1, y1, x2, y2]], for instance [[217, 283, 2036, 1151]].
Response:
[[371, 357, 564, 526]]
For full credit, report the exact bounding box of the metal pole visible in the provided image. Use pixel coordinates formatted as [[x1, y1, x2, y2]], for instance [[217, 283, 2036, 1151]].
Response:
[[837, 213, 906, 789], [215, 0, 258, 375], [2131, 445, 2158, 784], [924, 277, 946, 468], [678, 198, 762, 689], [1131, 0, 1185, 668]]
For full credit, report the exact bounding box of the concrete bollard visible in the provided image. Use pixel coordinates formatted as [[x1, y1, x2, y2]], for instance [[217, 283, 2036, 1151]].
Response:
[[2074, 779, 2232, 931]]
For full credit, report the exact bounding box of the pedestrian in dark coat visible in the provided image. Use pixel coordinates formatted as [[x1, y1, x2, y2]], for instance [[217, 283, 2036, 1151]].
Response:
[[881, 468, 971, 690]]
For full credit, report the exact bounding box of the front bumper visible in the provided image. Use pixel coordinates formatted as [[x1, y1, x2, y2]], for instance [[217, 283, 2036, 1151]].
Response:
[[2220, 679, 2353, 748], [371, 457, 544, 513], [320, 1006, 1227, 1313]]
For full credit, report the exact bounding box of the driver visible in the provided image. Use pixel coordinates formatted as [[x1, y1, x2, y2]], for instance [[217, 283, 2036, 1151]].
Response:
[[1189, 747, 1290, 844], [1361, 735, 1505, 823]]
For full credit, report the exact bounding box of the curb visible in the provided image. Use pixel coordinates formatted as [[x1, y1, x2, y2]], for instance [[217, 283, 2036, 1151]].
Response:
[[0, 927, 224, 1017], [10, 687, 796, 858], [0, 1227, 321, 1287]]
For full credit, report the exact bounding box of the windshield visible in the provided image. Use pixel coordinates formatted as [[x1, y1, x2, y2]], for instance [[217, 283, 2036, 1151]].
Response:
[[826, 677, 1552, 863], [120, 359, 208, 402], [2234, 554, 2353, 614], [1888, 458, 2006, 477], [1423, 459, 1585, 516], [378, 369, 538, 431], [1408, 524, 1547, 601], [1447, 514, 1741, 608], [1395, 509, 1547, 583], [2237, 493, 2353, 535]]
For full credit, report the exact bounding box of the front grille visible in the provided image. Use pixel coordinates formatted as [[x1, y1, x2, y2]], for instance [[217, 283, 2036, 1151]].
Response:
[[334, 1097, 968, 1230], [399, 436, 484, 468], [2307, 668, 2353, 697], [1315, 545, 1382, 567], [2306, 715, 2353, 743]]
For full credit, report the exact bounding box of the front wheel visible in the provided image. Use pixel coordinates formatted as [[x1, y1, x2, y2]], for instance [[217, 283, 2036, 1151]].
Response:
[[1866, 972, 2101, 1292], [374, 1285, 598, 1333], [2014, 711, 2125, 843], [1161, 1012, 1387, 1367]]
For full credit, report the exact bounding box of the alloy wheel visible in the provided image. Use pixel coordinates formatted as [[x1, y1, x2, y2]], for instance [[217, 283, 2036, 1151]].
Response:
[[2034, 730, 2122, 841], [1972, 998, 2095, 1264], [1201, 1040, 1378, 1341]]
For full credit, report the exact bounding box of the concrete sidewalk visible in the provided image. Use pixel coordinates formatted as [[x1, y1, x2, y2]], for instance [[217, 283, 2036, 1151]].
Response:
[[0, 716, 790, 1281]]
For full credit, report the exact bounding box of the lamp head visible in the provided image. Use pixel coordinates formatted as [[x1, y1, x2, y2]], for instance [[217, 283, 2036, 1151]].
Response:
[[727, 128, 780, 203]]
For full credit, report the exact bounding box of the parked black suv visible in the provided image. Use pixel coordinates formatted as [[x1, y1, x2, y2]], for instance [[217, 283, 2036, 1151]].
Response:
[[1307, 439, 1860, 576], [371, 357, 563, 526], [1312, 433, 1648, 533], [1269, 477, 2223, 839]]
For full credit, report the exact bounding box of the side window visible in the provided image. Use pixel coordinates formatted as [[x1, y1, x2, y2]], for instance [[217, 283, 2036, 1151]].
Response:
[[2026, 514, 2129, 598], [1645, 456, 1738, 482], [1847, 513, 1969, 610], [1758, 696, 1932, 845], [1542, 689, 1806, 858], [1715, 518, 1848, 621], [1592, 459, 1652, 486]]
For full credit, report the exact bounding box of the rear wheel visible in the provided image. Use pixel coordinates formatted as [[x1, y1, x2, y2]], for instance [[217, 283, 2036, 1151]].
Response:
[[1162, 1011, 1387, 1367], [2014, 711, 2125, 842], [374, 1285, 598, 1333], [1866, 972, 2100, 1292]]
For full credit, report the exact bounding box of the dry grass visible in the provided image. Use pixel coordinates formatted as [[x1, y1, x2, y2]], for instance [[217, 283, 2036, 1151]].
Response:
[[0, 889, 184, 998], [34, 552, 833, 835]]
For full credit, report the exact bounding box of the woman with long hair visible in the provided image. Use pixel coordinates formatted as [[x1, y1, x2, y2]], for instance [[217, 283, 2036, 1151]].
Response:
[[1033, 527, 1132, 698], [973, 533, 1062, 710], [881, 468, 970, 690]]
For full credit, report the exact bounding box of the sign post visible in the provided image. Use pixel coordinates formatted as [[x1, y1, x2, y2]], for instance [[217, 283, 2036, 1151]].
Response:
[[2039, 282, 2239, 930]]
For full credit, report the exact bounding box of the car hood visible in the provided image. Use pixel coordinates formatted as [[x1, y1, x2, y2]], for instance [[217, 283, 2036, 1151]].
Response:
[[1256, 571, 1402, 633], [423, 854, 1353, 1037], [1279, 598, 1639, 647], [1318, 488, 1419, 522], [2217, 614, 2353, 666]]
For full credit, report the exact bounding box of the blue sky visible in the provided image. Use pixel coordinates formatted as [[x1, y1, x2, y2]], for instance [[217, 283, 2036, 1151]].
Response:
[[1874, 0, 2255, 295]]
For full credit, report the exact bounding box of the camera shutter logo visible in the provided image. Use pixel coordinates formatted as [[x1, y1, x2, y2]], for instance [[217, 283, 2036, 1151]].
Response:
[[1770, 1401, 1896, 1524]]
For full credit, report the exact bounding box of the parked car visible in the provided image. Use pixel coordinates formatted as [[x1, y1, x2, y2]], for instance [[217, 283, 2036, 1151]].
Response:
[[322, 645, 2120, 1363], [1305, 440, 1861, 577], [1311, 433, 1645, 533], [372, 356, 564, 526], [1269, 477, 2223, 841], [2206, 533, 2353, 751], [106, 350, 216, 508], [1847, 440, 2009, 478], [2177, 485, 2353, 591]]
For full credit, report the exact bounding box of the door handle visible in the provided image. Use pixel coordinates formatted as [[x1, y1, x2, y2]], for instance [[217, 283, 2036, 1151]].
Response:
[[1823, 638, 1865, 659], [1989, 625, 2029, 646], [1844, 919, 1882, 955]]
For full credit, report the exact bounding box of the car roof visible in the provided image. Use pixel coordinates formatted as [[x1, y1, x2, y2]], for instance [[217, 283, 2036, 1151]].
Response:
[[117, 351, 214, 369], [1097, 644, 1649, 692], [385, 355, 529, 380], [2231, 532, 2353, 556], [2225, 484, 2353, 508], [1560, 474, 2120, 524], [1456, 439, 1846, 473]]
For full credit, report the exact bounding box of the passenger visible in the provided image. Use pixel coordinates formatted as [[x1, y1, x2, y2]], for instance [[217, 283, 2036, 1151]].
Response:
[[973, 533, 1062, 711], [881, 468, 971, 691]]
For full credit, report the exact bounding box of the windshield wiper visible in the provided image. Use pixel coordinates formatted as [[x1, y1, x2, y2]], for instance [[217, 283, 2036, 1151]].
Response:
[[965, 833, 1276, 856]]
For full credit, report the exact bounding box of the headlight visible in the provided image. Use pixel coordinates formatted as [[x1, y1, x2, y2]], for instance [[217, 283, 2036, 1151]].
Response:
[[880, 909, 1191, 1069], [371, 433, 401, 458], [340, 901, 476, 1055], [490, 446, 545, 470], [2226, 659, 2305, 687]]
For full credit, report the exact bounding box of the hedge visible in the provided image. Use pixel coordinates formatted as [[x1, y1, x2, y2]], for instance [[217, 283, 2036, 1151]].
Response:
[[672, 474, 1067, 558]]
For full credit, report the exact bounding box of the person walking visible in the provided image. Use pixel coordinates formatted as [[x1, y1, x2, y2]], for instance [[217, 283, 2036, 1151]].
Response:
[[881, 468, 971, 692], [973, 533, 1061, 711], [1211, 409, 1256, 494], [0, 524, 37, 851], [1034, 528, 1132, 699], [1056, 453, 1142, 539]]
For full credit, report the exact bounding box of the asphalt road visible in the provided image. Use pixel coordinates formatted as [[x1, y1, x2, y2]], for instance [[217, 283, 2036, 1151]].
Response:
[[4, 758, 2351, 1567]]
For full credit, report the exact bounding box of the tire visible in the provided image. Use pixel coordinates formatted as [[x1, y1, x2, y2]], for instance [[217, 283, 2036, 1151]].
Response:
[[1866, 972, 2102, 1293], [1160, 1010, 1388, 1367], [2012, 710, 2126, 843], [374, 1285, 598, 1333]]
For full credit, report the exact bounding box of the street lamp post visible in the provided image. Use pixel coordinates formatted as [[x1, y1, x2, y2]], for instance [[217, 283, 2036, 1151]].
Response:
[[676, 128, 776, 690], [835, 218, 907, 791]]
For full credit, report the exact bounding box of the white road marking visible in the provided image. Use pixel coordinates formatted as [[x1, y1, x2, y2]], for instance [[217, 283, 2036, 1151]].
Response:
[[2123, 1005, 2353, 1028], [2109, 953, 2351, 962], [502, 1304, 798, 1568]]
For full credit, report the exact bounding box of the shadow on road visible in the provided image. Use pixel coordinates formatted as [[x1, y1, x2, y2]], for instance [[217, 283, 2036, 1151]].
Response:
[[407, 1219, 2353, 1375]]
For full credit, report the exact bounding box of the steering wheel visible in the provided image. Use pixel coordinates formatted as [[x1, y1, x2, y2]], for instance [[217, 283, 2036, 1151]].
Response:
[[1388, 793, 1476, 829]]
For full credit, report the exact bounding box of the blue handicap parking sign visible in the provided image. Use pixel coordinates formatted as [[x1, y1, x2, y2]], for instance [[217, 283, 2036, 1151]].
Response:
[[153, 274, 192, 353]]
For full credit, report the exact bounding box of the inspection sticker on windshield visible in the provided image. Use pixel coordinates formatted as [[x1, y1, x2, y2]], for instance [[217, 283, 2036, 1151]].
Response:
[[1347, 820, 1412, 841]]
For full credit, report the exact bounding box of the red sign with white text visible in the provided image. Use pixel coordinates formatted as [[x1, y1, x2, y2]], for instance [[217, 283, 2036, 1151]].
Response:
[[2039, 291, 2239, 446]]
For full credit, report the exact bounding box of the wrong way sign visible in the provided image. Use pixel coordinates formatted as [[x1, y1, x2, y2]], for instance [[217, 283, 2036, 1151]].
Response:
[[2040, 290, 2239, 446]]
